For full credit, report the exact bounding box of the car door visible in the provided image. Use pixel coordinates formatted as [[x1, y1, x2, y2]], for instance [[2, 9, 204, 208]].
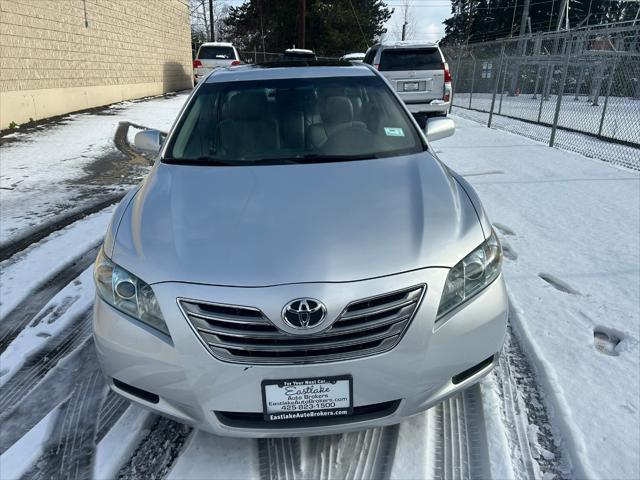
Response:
[[378, 47, 445, 104]]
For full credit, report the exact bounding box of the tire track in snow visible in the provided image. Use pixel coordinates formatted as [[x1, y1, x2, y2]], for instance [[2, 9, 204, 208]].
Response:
[[0, 203, 118, 263], [494, 321, 570, 480], [0, 245, 99, 354], [0, 120, 150, 263], [95, 390, 130, 444], [115, 416, 193, 480], [0, 309, 92, 415], [432, 384, 490, 480], [20, 341, 106, 480], [258, 425, 399, 480]]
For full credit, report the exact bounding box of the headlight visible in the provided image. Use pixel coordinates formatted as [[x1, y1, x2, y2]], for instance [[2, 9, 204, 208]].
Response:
[[94, 248, 170, 336], [437, 230, 502, 319]]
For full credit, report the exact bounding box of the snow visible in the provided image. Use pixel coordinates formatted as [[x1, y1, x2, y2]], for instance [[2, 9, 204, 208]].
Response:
[[479, 379, 518, 480], [0, 267, 94, 386], [0, 207, 113, 318], [167, 432, 259, 480], [451, 103, 640, 172], [0, 92, 189, 244], [93, 406, 154, 480], [1, 85, 638, 479], [453, 93, 640, 144], [437, 114, 640, 479], [0, 407, 59, 479]]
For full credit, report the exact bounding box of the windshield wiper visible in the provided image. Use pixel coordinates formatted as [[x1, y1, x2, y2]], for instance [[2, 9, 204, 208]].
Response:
[[164, 154, 378, 166], [163, 156, 244, 166], [251, 154, 377, 165]]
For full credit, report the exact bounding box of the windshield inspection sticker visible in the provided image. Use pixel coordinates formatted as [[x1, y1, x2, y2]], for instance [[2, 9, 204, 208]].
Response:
[[384, 127, 405, 137]]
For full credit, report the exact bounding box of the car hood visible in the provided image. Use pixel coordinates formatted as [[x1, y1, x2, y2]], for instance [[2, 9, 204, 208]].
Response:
[[110, 153, 485, 286]]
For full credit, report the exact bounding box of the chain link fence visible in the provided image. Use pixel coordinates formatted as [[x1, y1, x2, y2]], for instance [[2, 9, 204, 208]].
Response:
[[442, 22, 640, 171]]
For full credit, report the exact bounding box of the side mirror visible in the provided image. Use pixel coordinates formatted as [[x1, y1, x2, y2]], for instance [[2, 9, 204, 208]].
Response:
[[134, 129, 165, 154], [425, 117, 455, 142]]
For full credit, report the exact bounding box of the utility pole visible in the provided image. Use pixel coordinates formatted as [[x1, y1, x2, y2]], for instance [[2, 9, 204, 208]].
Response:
[[259, 0, 266, 60], [209, 0, 215, 41], [298, 0, 306, 48], [518, 0, 530, 38], [556, 0, 568, 31], [401, 1, 408, 41]]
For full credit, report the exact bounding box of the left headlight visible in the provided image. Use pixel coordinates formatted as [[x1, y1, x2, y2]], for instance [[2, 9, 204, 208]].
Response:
[[437, 230, 502, 319], [94, 248, 170, 336]]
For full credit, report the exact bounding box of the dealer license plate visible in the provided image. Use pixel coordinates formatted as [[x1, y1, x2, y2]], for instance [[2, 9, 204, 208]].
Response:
[[262, 375, 353, 421]]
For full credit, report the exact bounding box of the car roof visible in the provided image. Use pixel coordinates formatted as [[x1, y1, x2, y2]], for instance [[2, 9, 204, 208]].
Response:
[[374, 40, 439, 49], [204, 62, 375, 83], [285, 48, 315, 54], [342, 52, 365, 59], [199, 42, 235, 48]]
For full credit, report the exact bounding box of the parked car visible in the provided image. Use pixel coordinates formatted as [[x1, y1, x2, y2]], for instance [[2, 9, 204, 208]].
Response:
[[340, 52, 366, 62], [193, 42, 241, 84], [364, 41, 452, 124], [282, 48, 317, 61], [94, 61, 507, 437]]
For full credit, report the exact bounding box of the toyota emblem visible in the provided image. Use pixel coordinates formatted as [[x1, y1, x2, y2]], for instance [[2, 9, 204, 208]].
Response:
[[282, 298, 327, 329]]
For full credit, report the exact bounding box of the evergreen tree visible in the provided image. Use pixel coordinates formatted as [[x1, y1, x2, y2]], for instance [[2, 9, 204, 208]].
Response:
[[222, 0, 392, 57]]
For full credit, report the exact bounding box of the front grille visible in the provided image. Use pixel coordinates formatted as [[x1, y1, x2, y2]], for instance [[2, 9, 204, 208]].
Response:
[[178, 284, 425, 364]]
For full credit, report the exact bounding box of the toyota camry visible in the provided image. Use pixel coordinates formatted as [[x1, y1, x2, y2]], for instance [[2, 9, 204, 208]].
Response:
[[93, 60, 508, 437]]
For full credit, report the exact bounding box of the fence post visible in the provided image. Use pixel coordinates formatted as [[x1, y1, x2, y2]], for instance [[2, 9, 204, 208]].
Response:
[[537, 63, 550, 123], [452, 50, 463, 107], [488, 41, 506, 128], [498, 56, 508, 114], [469, 55, 477, 109], [549, 35, 573, 147], [597, 56, 618, 137]]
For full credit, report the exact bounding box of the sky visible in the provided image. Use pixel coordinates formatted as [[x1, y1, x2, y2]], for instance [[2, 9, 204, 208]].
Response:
[[384, 1, 451, 42], [219, 1, 452, 43]]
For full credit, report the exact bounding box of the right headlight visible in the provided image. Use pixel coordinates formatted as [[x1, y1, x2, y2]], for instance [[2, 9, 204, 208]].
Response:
[[437, 230, 502, 319], [94, 248, 170, 336]]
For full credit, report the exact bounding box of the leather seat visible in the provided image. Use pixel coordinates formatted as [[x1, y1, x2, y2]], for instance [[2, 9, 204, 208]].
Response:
[[307, 96, 366, 149], [217, 91, 279, 159]]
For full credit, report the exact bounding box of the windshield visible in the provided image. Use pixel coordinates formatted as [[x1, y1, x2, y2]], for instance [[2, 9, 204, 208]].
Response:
[[166, 75, 425, 165], [379, 48, 443, 71], [198, 46, 236, 60]]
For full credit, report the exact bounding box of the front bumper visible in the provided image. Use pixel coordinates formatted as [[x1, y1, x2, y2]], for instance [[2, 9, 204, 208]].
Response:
[[93, 268, 508, 437]]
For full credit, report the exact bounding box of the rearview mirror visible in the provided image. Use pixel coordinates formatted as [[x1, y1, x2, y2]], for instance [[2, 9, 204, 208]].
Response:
[[134, 129, 165, 154], [425, 117, 455, 142]]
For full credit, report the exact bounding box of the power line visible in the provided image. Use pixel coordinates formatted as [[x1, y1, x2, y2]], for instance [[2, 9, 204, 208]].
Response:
[[348, 0, 370, 48]]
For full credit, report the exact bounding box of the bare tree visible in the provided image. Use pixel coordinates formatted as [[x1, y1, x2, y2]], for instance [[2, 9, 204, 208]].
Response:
[[393, 0, 417, 41], [189, 0, 230, 45]]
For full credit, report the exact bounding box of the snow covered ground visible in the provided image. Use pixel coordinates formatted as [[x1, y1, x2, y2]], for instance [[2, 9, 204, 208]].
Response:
[[0, 92, 638, 479], [452, 93, 640, 145], [436, 117, 640, 479], [0, 92, 189, 245]]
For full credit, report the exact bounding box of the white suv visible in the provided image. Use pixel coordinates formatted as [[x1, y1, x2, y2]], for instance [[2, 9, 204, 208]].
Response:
[[193, 42, 241, 84], [364, 42, 452, 124]]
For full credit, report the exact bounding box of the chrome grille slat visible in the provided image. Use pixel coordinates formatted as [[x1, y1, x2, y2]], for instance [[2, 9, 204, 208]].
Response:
[[188, 310, 273, 326], [178, 284, 426, 364], [339, 291, 421, 320], [203, 322, 407, 351], [217, 335, 401, 362], [196, 325, 283, 339], [182, 303, 270, 325]]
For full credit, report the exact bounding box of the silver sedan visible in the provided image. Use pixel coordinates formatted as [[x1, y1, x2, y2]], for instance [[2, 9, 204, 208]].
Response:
[[93, 61, 508, 437]]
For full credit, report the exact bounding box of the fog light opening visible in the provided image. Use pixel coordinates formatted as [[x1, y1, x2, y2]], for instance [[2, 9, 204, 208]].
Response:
[[451, 355, 495, 385], [113, 378, 159, 404]]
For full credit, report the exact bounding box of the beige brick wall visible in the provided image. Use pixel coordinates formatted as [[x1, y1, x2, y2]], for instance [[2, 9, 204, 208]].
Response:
[[0, 0, 193, 128]]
